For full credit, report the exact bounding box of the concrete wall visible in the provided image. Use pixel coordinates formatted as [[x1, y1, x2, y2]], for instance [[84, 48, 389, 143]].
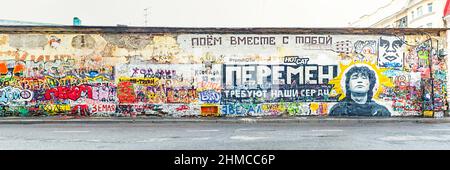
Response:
[[0, 27, 447, 117]]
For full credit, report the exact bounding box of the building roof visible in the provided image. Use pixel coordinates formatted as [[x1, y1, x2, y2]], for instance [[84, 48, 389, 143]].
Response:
[[0, 19, 61, 26], [349, 0, 408, 27]]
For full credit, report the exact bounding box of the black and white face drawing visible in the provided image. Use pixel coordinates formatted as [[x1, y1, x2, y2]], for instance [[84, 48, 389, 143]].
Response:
[[378, 37, 405, 68], [348, 72, 370, 94], [328, 66, 391, 117]]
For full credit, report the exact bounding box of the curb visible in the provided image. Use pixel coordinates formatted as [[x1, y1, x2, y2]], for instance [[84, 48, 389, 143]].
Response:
[[1, 117, 450, 124]]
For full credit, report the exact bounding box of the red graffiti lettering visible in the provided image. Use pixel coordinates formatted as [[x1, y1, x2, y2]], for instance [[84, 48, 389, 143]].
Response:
[[71, 104, 89, 116], [44, 85, 92, 101], [117, 81, 136, 103], [176, 105, 190, 111], [92, 104, 116, 113]]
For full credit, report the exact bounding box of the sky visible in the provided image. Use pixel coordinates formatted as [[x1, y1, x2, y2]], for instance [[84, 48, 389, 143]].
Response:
[[0, 0, 392, 27]]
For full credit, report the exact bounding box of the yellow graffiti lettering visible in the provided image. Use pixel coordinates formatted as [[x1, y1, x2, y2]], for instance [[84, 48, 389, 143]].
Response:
[[119, 77, 160, 86]]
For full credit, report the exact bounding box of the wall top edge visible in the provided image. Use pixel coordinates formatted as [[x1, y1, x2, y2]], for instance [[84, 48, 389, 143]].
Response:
[[0, 25, 447, 35]]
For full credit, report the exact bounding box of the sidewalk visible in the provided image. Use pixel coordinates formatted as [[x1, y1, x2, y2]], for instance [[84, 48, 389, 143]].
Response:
[[1, 116, 450, 124]]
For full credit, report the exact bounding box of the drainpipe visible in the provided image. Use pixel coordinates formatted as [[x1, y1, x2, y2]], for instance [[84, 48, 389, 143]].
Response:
[[445, 15, 450, 117]]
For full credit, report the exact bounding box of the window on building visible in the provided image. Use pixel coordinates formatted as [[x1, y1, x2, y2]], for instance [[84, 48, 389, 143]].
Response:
[[427, 23, 432, 27], [395, 16, 408, 28], [428, 3, 433, 13], [417, 6, 423, 16], [411, 11, 415, 19]]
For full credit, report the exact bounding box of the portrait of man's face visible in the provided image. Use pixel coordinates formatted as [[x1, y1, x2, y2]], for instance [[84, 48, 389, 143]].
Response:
[[329, 65, 392, 117], [348, 72, 370, 93], [342, 65, 376, 100], [378, 37, 404, 68]]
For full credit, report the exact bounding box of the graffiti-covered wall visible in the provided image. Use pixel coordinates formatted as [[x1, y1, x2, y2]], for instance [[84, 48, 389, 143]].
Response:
[[0, 27, 447, 117]]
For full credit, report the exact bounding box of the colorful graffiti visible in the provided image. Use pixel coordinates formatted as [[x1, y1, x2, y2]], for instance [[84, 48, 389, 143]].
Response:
[[0, 32, 447, 117]]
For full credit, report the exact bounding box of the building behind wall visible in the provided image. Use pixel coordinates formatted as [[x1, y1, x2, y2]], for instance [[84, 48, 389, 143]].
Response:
[[350, 0, 450, 117], [0, 19, 60, 26], [349, 0, 447, 28]]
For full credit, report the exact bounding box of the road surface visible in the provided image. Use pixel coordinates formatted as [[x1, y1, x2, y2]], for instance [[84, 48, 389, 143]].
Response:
[[1, 121, 450, 149]]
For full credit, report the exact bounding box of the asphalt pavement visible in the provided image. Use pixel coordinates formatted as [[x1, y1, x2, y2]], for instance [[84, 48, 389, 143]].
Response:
[[1, 119, 450, 149]]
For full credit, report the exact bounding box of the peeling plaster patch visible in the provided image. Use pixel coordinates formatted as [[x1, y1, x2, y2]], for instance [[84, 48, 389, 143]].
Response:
[[0, 35, 8, 46], [48, 35, 61, 48], [101, 43, 117, 57], [71, 35, 96, 49], [102, 56, 127, 66], [142, 35, 181, 62], [127, 55, 147, 64], [8, 34, 47, 48], [90, 34, 107, 51], [102, 34, 152, 50]]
